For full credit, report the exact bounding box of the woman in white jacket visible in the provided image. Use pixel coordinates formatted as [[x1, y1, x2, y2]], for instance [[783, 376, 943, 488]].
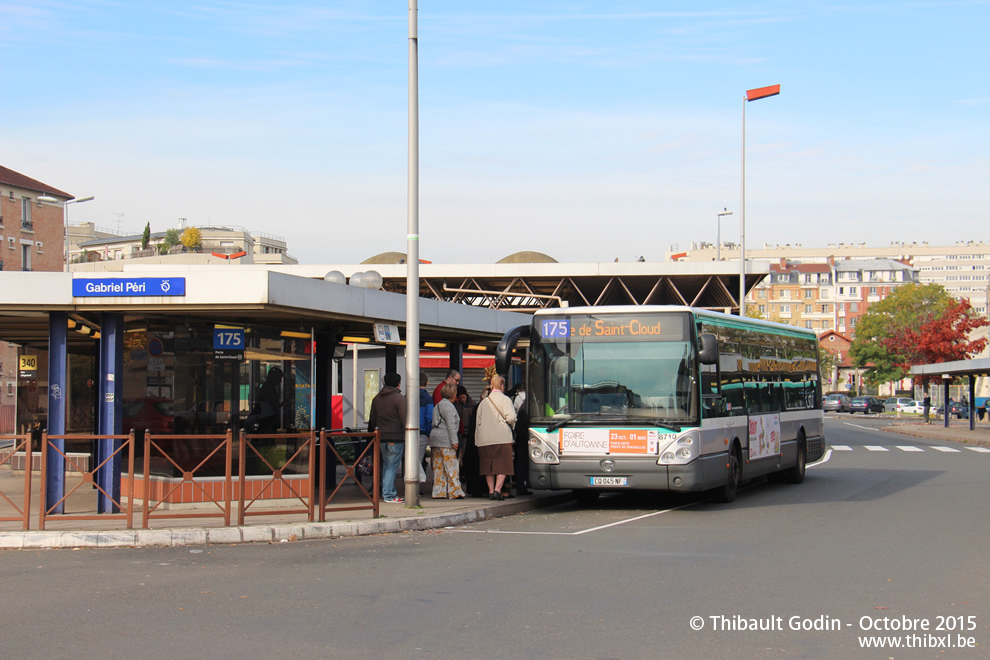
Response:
[[474, 374, 516, 500]]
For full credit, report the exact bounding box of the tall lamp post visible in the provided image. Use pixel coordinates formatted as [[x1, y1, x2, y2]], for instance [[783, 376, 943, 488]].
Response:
[[38, 195, 95, 271], [739, 84, 780, 316], [404, 0, 421, 507], [716, 208, 732, 261]]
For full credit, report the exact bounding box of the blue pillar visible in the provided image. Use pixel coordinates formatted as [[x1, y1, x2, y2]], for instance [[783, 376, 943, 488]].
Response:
[[46, 312, 68, 513], [97, 313, 123, 513]]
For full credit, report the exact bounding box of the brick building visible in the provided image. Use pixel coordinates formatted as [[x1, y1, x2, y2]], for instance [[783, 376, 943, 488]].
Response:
[[0, 165, 73, 272], [0, 165, 73, 432], [747, 256, 918, 336]]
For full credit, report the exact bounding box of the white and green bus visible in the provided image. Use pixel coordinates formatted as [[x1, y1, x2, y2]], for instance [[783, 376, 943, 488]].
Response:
[[495, 306, 825, 503]]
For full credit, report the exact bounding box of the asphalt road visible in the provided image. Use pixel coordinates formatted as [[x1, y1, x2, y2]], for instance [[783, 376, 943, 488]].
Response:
[[2, 418, 988, 659]]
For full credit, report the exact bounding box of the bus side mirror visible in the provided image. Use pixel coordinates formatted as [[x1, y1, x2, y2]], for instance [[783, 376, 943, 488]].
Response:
[[698, 334, 718, 365]]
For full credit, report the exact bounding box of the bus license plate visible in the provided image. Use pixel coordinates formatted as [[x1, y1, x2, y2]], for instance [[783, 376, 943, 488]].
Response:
[[590, 476, 628, 486]]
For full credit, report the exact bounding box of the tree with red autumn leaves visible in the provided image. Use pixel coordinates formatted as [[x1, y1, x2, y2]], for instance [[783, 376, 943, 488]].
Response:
[[849, 283, 987, 389]]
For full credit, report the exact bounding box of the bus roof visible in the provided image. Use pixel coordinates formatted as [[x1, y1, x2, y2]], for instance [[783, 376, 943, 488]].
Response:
[[533, 305, 818, 341]]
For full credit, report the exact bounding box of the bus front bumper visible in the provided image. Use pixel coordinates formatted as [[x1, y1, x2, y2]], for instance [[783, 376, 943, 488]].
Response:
[[528, 456, 718, 493]]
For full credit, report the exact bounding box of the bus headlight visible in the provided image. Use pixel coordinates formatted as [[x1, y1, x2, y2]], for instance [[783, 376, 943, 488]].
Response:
[[529, 430, 560, 465], [657, 430, 699, 465]]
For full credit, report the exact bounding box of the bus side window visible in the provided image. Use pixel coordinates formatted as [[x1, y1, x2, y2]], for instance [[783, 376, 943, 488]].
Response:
[[700, 362, 719, 398]]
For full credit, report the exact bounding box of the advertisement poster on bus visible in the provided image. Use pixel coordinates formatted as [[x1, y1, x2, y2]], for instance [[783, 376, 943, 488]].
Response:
[[557, 428, 665, 455], [748, 413, 781, 460]]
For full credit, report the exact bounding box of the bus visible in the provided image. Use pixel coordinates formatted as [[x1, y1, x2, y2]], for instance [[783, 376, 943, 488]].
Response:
[[495, 306, 825, 503]]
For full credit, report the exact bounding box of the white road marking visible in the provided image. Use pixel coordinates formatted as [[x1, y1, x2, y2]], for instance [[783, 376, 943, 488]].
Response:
[[451, 501, 702, 536], [965, 446, 990, 453], [896, 446, 924, 452], [931, 446, 960, 453], [844, 422, 883, 432], [864, 445, 889, 452], [808, 448, 832, 467], [830, 445, 853, 451]]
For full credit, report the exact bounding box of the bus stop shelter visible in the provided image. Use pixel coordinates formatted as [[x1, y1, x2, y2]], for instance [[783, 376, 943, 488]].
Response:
[[0, 268, 530, 513], [910, 358, 990, 430]]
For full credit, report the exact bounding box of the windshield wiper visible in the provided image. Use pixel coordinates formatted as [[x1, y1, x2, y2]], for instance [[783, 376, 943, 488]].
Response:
[[545, 412, 615, 432], [545, 414, 685, 433]]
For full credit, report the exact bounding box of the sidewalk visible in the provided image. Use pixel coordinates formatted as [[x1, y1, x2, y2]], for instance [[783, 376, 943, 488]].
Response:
[[881, 417, 990, 447], [0, 478, 573, 550], [7, 416, 985, 551]]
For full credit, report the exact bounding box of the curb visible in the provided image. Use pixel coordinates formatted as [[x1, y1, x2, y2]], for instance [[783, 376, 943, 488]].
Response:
[[0, 493, 574, 551]]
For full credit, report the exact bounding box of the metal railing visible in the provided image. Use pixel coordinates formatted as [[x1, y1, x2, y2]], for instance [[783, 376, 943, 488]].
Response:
[[0, 429, 382, 531], [238, 430, 315, 526], [319, 429, 380, 520], [0, 434, 32, 530], [38, 431, 136, 530], [142, 430, 233, 529]]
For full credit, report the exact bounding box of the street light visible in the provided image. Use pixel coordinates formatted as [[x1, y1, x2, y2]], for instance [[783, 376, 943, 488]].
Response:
[[38, 195, 95, 271], [716, 208, 733, 261], [739, 84, 780, 317]]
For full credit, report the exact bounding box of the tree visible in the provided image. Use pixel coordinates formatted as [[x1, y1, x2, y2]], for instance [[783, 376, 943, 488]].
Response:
[[141, 222, 151, 250], [850, 283, 988, 389], [818, 345, 840, 386], [163, 228, 182, 252], [745, 306, 765, 320], [180, 227, 203, 251]]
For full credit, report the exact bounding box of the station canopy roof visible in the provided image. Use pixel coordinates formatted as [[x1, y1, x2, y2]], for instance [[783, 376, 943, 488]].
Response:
[[0, 269, 531, 353]]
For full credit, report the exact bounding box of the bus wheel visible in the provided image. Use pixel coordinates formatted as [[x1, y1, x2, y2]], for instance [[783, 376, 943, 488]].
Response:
[[573, 490, 600, 505], [784, 437, 807, 484], [714, 446, 741, 503]]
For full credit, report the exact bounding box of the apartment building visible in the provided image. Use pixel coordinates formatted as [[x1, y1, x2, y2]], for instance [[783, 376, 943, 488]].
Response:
[[668, 241, 990, 316], [71, 223, 297, 266], [747, 257, 918, 335]]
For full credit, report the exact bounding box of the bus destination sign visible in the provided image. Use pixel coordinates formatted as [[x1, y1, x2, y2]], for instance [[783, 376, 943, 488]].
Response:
[[539, 314, 687, 342]]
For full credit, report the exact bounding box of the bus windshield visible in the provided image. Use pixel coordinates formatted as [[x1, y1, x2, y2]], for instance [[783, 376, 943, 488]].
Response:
[[529, 313, 699, 428]]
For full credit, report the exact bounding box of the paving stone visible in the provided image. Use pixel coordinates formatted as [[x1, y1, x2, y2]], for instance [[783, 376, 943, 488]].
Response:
[[0, 532, 25, 549], [299, 523, 332, 540], [332, 522, 359, 537], [207, 528, 243, 544], [60, 532, 101, 548], [97, 531, 138, 548], [240, 526, 274, 544], [135, 530, 174, 547], [23, 531, 64, 548], [274, 525, 304, 542], [170, 529, 208, 546]]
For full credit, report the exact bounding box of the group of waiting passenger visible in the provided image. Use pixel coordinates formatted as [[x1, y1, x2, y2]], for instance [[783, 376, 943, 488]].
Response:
[[367, 368, 529, 504]]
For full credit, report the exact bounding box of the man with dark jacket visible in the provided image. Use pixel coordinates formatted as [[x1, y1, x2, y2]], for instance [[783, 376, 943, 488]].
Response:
[[368, 372, 406, 503], [418, 373, 434, 486]]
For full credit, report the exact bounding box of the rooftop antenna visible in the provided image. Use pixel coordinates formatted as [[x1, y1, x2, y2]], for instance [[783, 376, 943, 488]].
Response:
[[112, 212, 124, 234]]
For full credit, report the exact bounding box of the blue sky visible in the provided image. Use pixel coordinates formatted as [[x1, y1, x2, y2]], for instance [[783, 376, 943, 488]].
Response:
[[4, 1, 988, 264]]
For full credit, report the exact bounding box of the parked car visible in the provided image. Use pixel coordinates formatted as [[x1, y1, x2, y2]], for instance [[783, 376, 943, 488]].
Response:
[[849, 396, 885, 414], [936, 400, 970, 419], [823, 393, 852, 413], [884, 396, 915, 413], [899, 400, 924, 414]]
